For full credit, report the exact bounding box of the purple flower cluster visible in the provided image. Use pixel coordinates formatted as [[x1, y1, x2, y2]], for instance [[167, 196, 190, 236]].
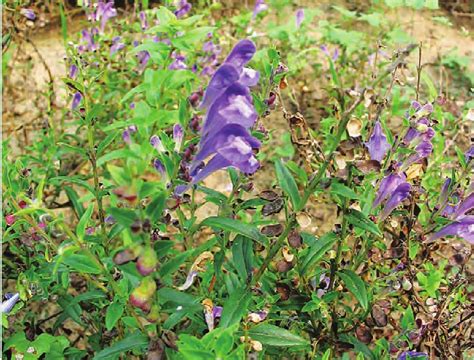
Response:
[[372, 101, 436, 220], [176, 40, 261, 193]]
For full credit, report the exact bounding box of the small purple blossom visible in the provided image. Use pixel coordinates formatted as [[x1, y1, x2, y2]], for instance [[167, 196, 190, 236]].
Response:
[[169, 53, 187, 70], [429, 216, 474, 244], [79, 29, 98, 52], [252, 0, 268, 19], [150, 135, 165, 152], [153, 159, 166, 177], [295, 9, 305, 28], [466, 146, 474, 162], [316, 274, 330, 298], [397, 351, 428, 360], [136, 50, 150, 71], [71, 92, 82, 110], [373, 173, 407, 208], [95, 0, 117, 32], [69, 65, 78, 79], [1, 293, 20, 314], [380, 182, 411, 220], [320, 45, 340, 61], [402, 141, 433, 170], [453, 192, 474, 219], [122, 125, 137, 144], [105, 215, 115, 224], [175, 0, 192, 18], [139, 11, 148, 30], [20, 9, 36, 21], [110, 36, 125, 55], [173, 124, 184, 152], [366, 121, 391, 162]]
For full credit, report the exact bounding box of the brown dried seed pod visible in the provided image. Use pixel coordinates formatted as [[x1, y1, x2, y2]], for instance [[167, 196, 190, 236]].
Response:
[[371, 305, 388, 327], [262, 198, 284, 216], [355, 324, 373, 344], [275, 260, 293, 273], [258, 190, 279, 201], [288, 230, 303, 248], [275, 283, 290, 301], [261, 224, 284, 237]]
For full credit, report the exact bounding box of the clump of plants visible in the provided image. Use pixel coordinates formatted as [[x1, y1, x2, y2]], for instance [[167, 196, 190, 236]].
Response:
[[2, 0, 473, 359]]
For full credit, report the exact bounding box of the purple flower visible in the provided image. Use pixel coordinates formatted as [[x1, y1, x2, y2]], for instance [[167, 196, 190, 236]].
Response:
[[252, 0, 268, 19], [295, 9, 305, 28], [150, 135, 165, 152], [175, 0, 192, 18], [438, 178, 451, 209], [169, 53, 187, 70], [122, 125, 137, 144], [429, 215, 474, 244], [79, 29, 98, 52], [69, 64, 78, 79], [95, 0, 117, 32], [213, 306, 223, 318], [320, 45, 340, 61], [366, 121, 391, 162], [453, 192, 474, 219], [466, 146, 474, 162], [177, 270, 198, 291], [153, 159, 166, 179], [173, 124, 184, 151], [110, 36, 125, 55], [316, 274, 330, 298], [1, 293, 20, 314], [397, 351, 428, 360], [139, 11, 148, 30], [200, 39, 258, 109], [105, 215, 115, 224], [402, 141, 433, 170], [380, 182, 411, 220], [71, 92, 82, 110], [137, 50, 150, 71], [204, 303, 223, 331], [373, 173, 407, 208], [20, 9, 36, 21]]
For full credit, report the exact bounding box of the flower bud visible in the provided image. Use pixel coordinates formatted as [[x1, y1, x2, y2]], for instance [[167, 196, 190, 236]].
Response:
[[147, 304, 161, 322], [129, 277, 156, 310], [5, 214, 15, 226], [137, 247, 158, 276], [288, 230, 302, 248]]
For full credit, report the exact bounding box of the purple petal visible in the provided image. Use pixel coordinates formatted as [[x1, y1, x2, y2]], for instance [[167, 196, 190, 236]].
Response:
[[201, 83, 258, 144], [20, 9, 36, 21], [373, 173, 406, 208], [199, 64, 241, 109], [175, 1, 192, 18], [223, 40, 257, 69], [69, 65, 78, 79], [173, 124, 184, 151], [429, 216, 474, 244], [295, 8, 305, 28], [122, 129, 131, 144], [365, 121, 391, 162], [438, 178, 451, 209], [139, 11, 148, 30], [153, 159, 165, 177], [1, 293, 20, 313], [252, 0, 268, 19], [453, 193, 474, 219], [150, 135, 165, 152], [71, 92, 82, 110], [380, 182, 411, 220], [212, 306, 223, 318], [239, 68, 260, 87]]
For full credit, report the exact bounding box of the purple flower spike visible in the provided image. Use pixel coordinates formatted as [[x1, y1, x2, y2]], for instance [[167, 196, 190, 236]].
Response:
[[366, 121, 391, 162], [173, 124, 184, 151], [295, 9, 305, 28], [429, 216, 474, 244], [1, 293, 20, 314], [398, 351, 428, 360], [69, 64, 78, 79], [373, 173, 406, 208], [175, 0, 192, 18], [380, 182, 411, 220], [20, 9, 36, 21], [252, 0, 268, 19], [150, 135, 165, 152], [71, 92, 82, 110]]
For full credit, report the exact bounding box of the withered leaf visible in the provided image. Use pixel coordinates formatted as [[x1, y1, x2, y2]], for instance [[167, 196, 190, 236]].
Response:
[[261, 224, 284, 237]]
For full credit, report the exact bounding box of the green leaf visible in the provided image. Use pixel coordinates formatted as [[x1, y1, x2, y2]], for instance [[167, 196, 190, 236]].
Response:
[[106, 302, 125, 331], [108, 207, 138, 228], [248, 324, 309, 347], [330, 182, 359, 200], [64, 186, 85, 219], [346, 209, 381, 237], [275, 159, 301, 209], [200, 216, 267, 246], [300, 232, 337, 274], [220, 287, 251, 328], [337, 269, 369, 310], [63, 253, 102, 275], [97, 149, 140, 167], [76, 203, 94, 242], [231, 235, 254, 283], [93, 332, 149, 360], [146, 193, 166, 223]]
